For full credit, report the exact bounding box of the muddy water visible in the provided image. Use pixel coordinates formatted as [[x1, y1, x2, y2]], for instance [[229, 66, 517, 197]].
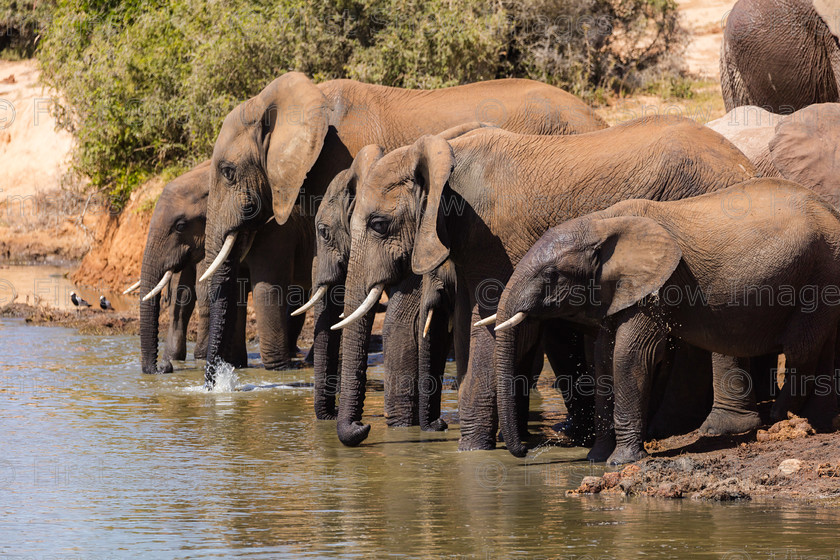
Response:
[[0, 264, 138, 311], [2, 318, 839, 559]]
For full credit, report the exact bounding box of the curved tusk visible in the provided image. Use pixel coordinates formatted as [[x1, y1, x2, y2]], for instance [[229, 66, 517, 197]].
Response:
[[291, 285, 326, 317], [422, 309, 434, 339], [123, 280, 141, 295], [142, 270, 173, 302], [239, 232, 256, 263], [199, 233, 237, 283], [339, 312, 345, 319], [331, 285, 384, 331], [495, 312, 527, 332], [474, 313, 497, 328]]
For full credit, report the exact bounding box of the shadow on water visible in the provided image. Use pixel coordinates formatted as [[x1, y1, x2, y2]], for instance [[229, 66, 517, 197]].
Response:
[[2, 317, 840, 558]]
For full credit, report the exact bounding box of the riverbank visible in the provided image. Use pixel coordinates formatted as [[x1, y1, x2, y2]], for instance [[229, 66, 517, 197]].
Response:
[[568, 417, 840, 505]]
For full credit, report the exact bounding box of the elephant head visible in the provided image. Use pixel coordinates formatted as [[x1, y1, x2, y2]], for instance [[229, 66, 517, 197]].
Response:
[[333, 134, 456, 445], [140, 161, 211, 374], [203, 72, 331, 278], [493, 213, 682, 456]]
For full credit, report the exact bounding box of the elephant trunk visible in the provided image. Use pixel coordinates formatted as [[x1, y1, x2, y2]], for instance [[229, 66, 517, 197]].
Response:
[[204, 241, 243, 388], [139, 237, 173, 374], [496, 319, 528, 458], [336, 272, 377, 445], [313, 285, 342, 420]]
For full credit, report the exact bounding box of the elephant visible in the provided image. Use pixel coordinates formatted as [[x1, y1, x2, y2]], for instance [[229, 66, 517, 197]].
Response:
[[721, 0, 840, 112], [199, 70, 607, 392], [302, 127, 477, 426], [334, 115, 758, 450], [139, 161, 309, 374], [707, 103, 840, 209], [494, 180, 840, 464]]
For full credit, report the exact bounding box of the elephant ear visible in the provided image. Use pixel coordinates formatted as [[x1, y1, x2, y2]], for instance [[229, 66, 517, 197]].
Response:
[[410, 135, 455, 275], [593, 216, 682, 316], [769, 103, 840, 206], [813, 0, 840, 40], [259, 72, 330, 225]]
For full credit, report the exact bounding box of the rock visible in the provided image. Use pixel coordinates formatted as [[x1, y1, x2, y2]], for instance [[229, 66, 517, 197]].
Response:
[[778, 459, 802, 475], [757, 416, 814, 442]]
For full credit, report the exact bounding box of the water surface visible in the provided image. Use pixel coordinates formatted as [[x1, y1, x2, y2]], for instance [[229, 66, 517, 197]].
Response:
[[1, 318, 838, 559]]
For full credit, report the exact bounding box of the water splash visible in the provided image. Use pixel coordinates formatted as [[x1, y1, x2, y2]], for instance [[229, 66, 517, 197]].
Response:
[[207, 359, 239, 392]]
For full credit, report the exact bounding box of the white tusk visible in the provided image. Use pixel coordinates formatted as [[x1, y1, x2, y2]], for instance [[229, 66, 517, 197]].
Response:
[[474, 313, 497, 327], [423, 309, 434, 339], [199, 233, 237, 283], [239, 232, 255, 263], [495, 312, 526, 332], [339, 312, 345, 319], [142, 270, 173, 302], [123, 280, 141, 295], [331, 285, 384, 330], [291, 285, 327, 317]]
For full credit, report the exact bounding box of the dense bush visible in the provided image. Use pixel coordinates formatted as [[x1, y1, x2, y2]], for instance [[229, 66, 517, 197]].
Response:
[[0, 0, 54, 58], [27, 0, 684, 205]]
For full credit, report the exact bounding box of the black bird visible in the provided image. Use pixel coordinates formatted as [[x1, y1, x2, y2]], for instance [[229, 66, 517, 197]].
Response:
[[99, 295, 113, 311], [70, 292, 90, 308]]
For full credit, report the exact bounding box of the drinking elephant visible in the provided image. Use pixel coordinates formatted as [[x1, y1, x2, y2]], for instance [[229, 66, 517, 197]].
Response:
[[139, 162, 310, 374], [708, 103, 840, 209], [495, 180, 840, 463], [302, 130, 474, 425], [721, 0, 840, 112], [199, 71, 607, 393], [334, 115, 757, 450]]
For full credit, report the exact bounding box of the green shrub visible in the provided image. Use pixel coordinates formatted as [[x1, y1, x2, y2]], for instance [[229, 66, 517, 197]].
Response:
[[31, 0, 685, 205]]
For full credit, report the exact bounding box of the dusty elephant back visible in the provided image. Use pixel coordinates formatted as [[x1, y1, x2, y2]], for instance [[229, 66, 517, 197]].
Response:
[[318, 78, 607, 154], [446, 115, 757, 266]]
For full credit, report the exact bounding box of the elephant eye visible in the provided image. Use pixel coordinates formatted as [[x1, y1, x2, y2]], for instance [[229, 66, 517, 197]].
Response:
[[220, 164, 236, 183], [368, 216, 390, 235], [317, 223, 331, 242], [174, 219, 187, 233], [542, 267, 560, 283]]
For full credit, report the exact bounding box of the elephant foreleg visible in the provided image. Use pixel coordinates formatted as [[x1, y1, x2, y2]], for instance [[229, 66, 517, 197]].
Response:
[[698, 354, 760, 436]]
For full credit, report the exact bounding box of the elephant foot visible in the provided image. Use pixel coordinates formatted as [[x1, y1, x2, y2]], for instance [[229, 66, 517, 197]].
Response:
[[698, 408, 761, 436], [586, 435, 616, 463], [552, 419, 595, 447], [457, 435, 496, 451], [606, 444, 647, 466], [315, 411, 337, 421], [800, 394, 840, 433], [386, 417, 417, 427], [337, 420, 371, 447], [421, 418, 448, 432]]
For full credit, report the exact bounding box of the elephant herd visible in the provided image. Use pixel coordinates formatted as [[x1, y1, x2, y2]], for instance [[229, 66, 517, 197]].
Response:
[[131, 0, 840, 465]]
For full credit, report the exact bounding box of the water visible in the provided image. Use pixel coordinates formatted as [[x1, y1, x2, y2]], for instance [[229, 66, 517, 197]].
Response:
[[1, 317, 840, 559], [0, 264, 137, 311]]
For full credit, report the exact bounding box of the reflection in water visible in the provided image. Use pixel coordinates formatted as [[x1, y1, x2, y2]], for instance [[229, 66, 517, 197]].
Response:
[[0, 264, 139, 311], [1, 318, 838, 558]]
